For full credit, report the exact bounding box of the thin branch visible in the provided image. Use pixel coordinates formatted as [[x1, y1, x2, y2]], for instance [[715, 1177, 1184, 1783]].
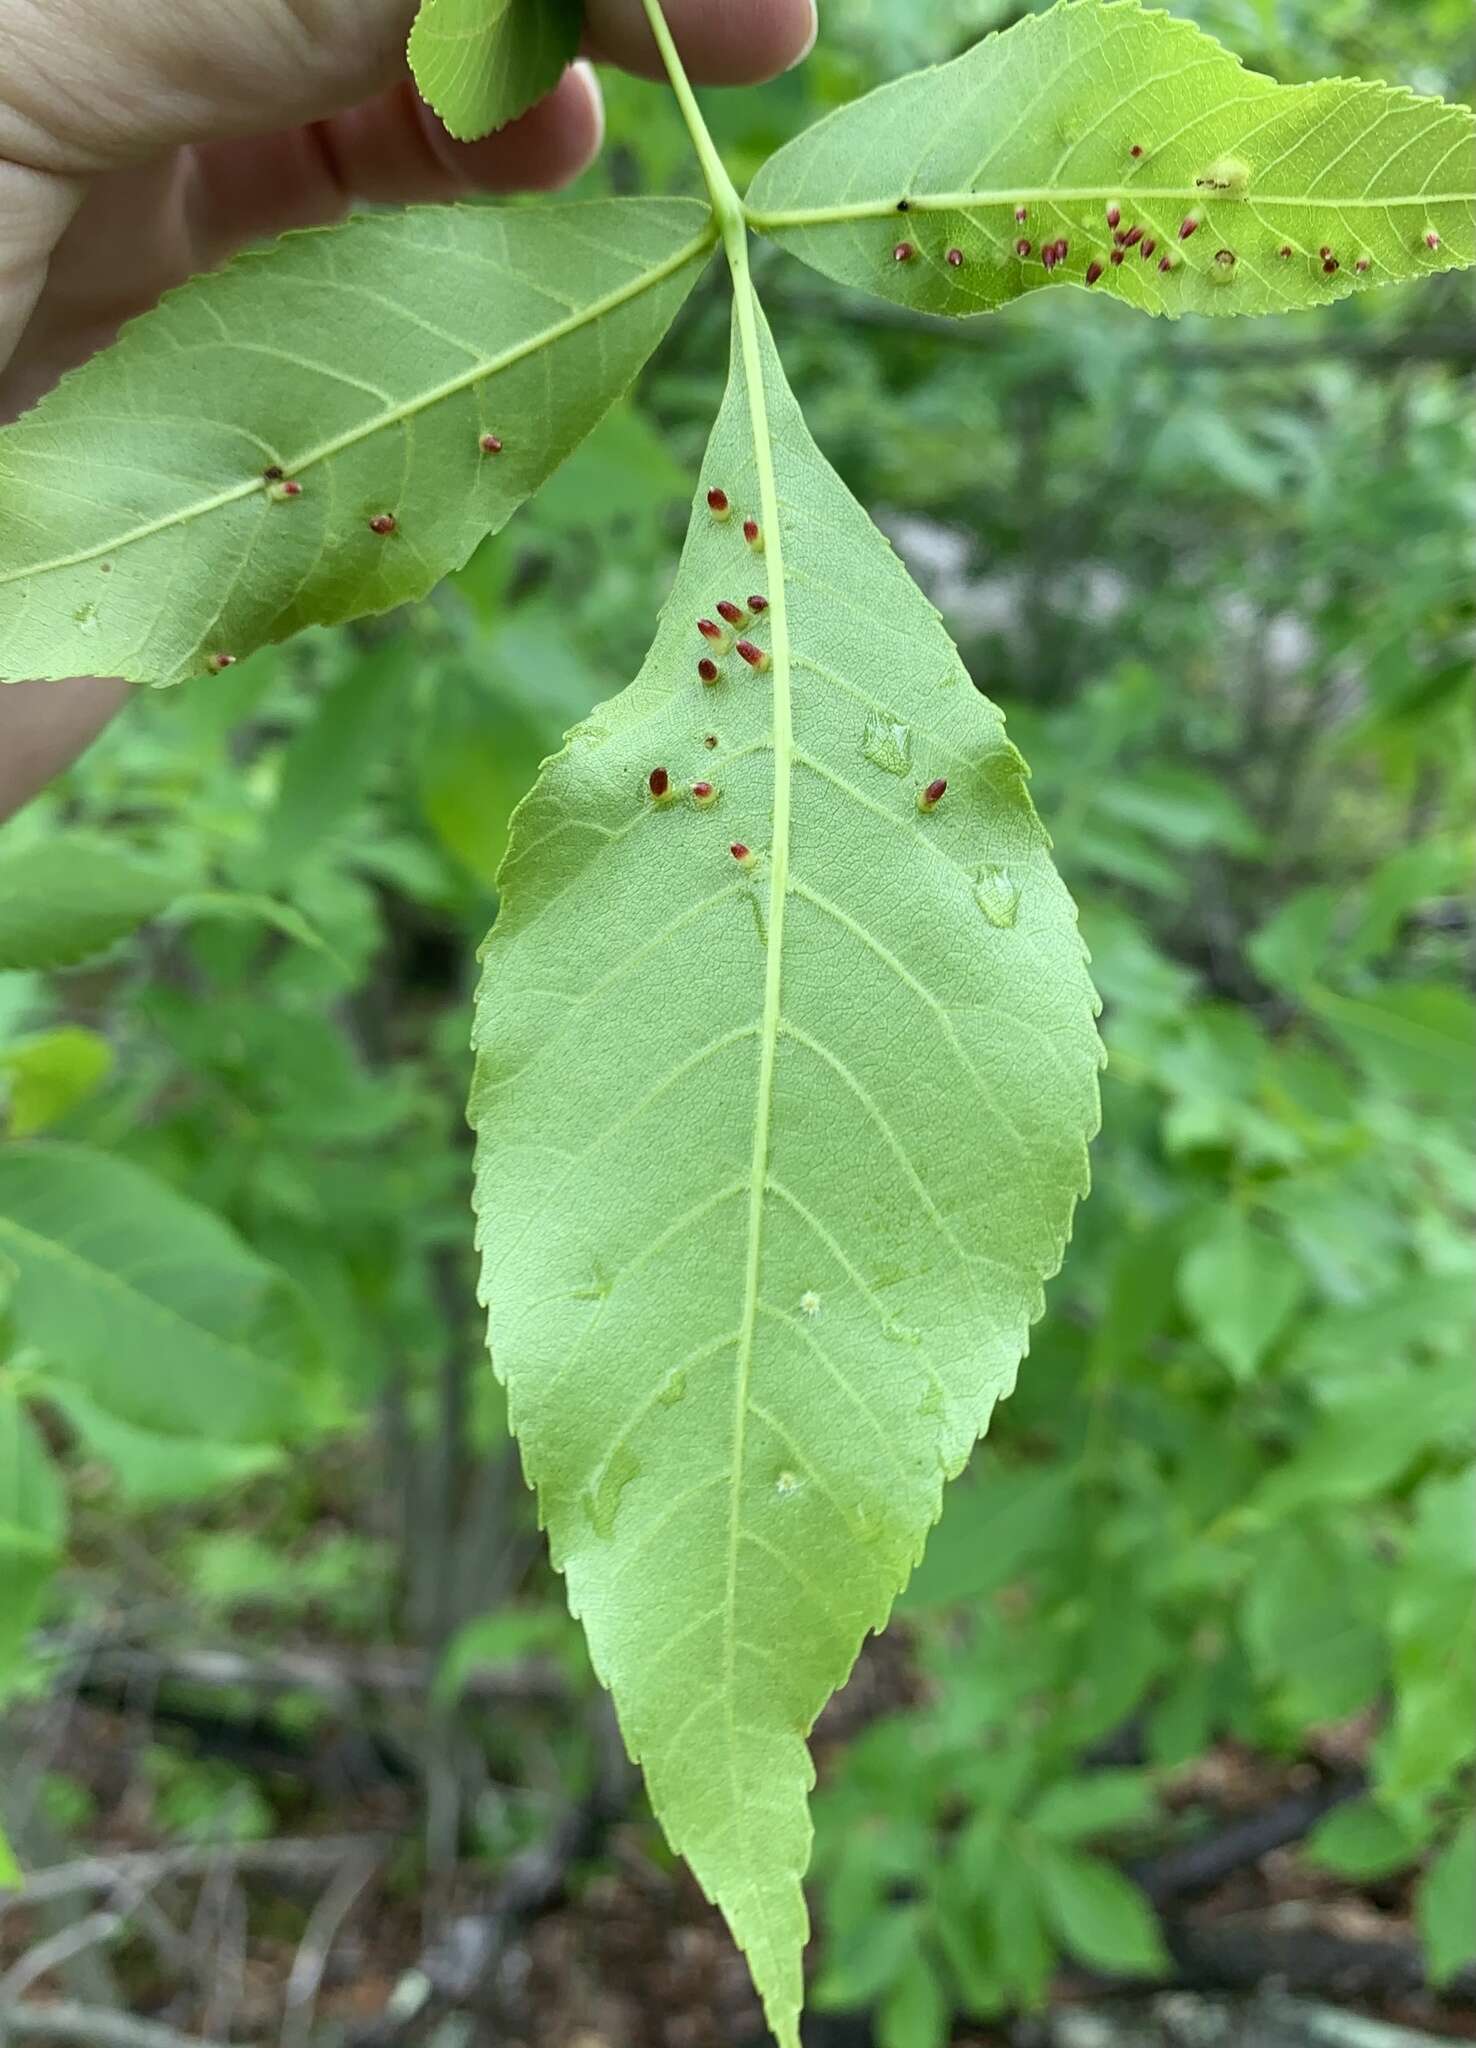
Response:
[[280, 1848, 382, 2048], [0, 1911, 123, 2006], [0, 2007, 220, 2048], [48, 1639, 565, 1711], [2, 1837, 386, 1913]]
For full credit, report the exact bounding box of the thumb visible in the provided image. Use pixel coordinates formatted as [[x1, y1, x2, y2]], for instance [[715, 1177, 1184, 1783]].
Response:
[[0, 0, 420, 176]]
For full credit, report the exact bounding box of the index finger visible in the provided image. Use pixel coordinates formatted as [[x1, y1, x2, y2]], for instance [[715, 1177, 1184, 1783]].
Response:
[[586, 0, 817, 84]]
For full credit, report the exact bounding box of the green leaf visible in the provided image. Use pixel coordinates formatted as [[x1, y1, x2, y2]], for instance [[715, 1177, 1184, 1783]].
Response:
[[0, 1143, 306, 1443], [1177, 1209, 1304, 1380], [1241, 1524, 1387, 1728], [0, 1028, 113, 1137], [0, 1828, 19, 1890], [409, 0, 584, 143], [1417, 1817, 1476, 1986], [877, 1949, 949, 2048], [1032, 1844, 1169, 1977], [748, 0, 1476, 319], [0, 1381, 65, 1684], [0, 835, 181, 971], [1029, 1770, 1157, 1844], [469, 300, 1101, 2047], [40, 1383, 282, 1508], [255, 647, 410, 883], [1305, 1798, 1424, 1882], [0, 201, 713, 687]]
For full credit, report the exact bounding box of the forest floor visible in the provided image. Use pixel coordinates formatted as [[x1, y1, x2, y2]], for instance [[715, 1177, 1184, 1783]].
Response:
[[1, 1635, 1471, 2048]]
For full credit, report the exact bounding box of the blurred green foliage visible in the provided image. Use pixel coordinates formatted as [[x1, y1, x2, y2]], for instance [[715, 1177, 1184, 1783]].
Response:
[[1, 0, 1472, 2034]]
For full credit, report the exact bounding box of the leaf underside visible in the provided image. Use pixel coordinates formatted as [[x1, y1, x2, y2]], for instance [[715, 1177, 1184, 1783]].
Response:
[[748, 0, 1476, 319], [408, 0, 585, 143], [469, 304, 1102, 2043], [0, 200, 712, 687]]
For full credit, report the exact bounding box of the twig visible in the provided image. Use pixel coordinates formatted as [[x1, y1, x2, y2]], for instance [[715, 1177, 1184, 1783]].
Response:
[[49, 1639, 565, 1710], [0, 2007, 220, 2048], [280, 1847, 382, 2048], [0, 1910, 123, 2006], [1128, 1777, 1364, 1903], [2, 1836, 386, 1912]]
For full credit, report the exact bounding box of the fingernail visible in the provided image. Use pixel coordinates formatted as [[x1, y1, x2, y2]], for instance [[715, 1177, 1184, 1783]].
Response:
[[569, 59, 606, 156], [789, 1, 819, 69]]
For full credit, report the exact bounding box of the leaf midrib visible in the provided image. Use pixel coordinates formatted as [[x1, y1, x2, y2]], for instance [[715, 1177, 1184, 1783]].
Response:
[[723, 241, 793, 1931], [0, 225, 717, 589], [749, 186, 1474, 231]]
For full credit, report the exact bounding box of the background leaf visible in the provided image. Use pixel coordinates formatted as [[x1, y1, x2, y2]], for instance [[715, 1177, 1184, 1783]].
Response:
[[470, 303, 1101, 2044], [0, 201, 712, 686], [0, 835, 181, 970], [748, 0, 1476, 318], [409, 0, 585, 143], [1032, 1844, 1169, 1976], [0, 1143, 310, 1443], [1178, 1208, 1305, 1380]]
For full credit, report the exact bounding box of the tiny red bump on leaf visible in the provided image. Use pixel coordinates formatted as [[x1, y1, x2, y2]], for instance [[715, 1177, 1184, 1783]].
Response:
[[1014, 204, 1028, 223], [716, 600, 746, 626], [736, 639, 769, 671], [743, 519, 764, 552], [1130, 143, 1144, 158], [731, 843, 753, 866], [1113, 230, 1128, 246], [1323, 256, 1339, 274], [368, 513, 397, 535], [648, 768, 670, 799], [1110, 249, 1126, 266], [747, 594, 769, 614], [479, 434, 503, 454], [698, 658, 720, 684], [1425, 228, 1441, 250], [1106, 202, 1121, 228], [1158, 254, 1178, 273], [1122, 224, 1144, 247], [1085, 260, 1104, 286], [1355, 254, 1372, 273], [1179, 214, 1201, 240], [691, 781, 716, 806], [206, 653, 236, 673], [268, 478, 303, 500], [707, 487, 731, 518], [1279, 244, 1294, 258], [893, 241, 915, 262], [918, 778, 948, 813], [698, 618, 724, 641], [1319, 245, 1332, 260], [704, 734, 719, 749], [1015, 238, 1032, 258], [946, 246, 964, 267], [1041, 243, 1058, 272], [1140, 238, 1157, 259]]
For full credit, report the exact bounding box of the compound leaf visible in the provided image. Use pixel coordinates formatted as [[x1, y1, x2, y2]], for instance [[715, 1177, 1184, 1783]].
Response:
[[409, 0, 585, 142], [747, 0, 1476, 319], [0, 200, 713, 687], [469, 300, 1101, 2044]]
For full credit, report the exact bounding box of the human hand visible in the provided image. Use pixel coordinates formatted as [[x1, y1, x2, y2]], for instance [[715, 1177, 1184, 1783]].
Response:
[[0, 0, 816, 815]]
